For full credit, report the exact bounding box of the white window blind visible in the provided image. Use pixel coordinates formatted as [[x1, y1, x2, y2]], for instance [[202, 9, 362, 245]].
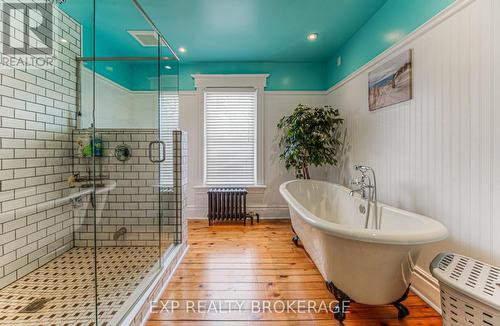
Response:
[[204, 90, 257, 185], [159, 93, 179, 187]]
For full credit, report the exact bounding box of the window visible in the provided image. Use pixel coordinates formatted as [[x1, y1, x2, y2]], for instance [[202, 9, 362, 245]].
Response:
[[194, 74, 268, 187], [159, 93, 179, 187], [204, 90, 257, 185]]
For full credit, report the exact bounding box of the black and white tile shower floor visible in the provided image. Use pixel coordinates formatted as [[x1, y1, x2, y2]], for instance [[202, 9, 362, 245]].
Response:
[[0, 247, 159, 325]]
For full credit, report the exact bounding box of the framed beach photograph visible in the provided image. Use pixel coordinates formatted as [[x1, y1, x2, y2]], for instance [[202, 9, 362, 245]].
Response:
[[368, 49, 412, 111]]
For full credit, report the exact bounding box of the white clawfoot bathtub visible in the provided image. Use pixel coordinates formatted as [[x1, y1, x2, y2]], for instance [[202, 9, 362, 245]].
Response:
[[279, 179, 448, 308]]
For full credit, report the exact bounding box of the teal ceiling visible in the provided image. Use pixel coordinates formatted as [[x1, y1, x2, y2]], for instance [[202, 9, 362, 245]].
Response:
[[138, 0, 388, 62], [59, 0, 172, 57], [326, 0, 454, 87], [60, 0, 387, 61], [58, 0, 454, 91], [59, 0, 177, 90]]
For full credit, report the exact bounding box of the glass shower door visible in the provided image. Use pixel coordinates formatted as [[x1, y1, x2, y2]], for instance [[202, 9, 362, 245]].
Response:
[[90, 56, 164, 325], [158, 44, 181, 257], [72, 0, 181, 323]]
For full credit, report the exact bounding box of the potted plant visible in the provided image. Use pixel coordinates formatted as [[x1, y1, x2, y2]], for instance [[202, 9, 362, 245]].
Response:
[[277, 104, 344, 179]]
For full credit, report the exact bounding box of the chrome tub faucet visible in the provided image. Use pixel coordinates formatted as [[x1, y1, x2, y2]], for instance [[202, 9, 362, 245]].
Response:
[[350, 165, 379, 229]]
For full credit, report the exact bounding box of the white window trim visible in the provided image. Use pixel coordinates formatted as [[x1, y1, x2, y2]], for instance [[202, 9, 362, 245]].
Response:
[[192, 74, 269, 186]]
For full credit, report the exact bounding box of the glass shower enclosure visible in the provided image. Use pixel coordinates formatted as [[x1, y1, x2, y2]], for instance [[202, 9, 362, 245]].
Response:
[[0, 0, 181, 325], [71, 0, 182, 324]]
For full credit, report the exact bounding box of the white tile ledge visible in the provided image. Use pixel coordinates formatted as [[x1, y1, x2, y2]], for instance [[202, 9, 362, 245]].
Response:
[[54, 182, 117, 206]]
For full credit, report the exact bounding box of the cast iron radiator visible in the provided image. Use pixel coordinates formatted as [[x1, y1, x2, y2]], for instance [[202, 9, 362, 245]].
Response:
[[207, 188, 259, 225]]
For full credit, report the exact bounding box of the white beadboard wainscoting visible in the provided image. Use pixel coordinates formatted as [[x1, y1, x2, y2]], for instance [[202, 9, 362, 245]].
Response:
[[326, 0, 500, 308]]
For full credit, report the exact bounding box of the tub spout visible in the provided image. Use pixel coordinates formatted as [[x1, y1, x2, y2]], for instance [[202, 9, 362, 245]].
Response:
[[349, 189, 363, 196]]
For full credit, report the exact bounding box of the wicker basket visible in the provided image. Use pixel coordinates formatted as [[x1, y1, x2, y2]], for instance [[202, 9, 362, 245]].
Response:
[[431, 252, 500, 325]]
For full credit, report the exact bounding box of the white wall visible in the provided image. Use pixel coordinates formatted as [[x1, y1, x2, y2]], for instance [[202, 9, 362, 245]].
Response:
[[180, 91, 327, 218], [325, 0, 500, 307], [80, 69, 157, 129]]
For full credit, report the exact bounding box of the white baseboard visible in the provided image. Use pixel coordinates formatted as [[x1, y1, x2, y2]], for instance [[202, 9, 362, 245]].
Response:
[[411, 266, 442, 314], [187, 205, 290, 219], [187, 216, 290, 220]]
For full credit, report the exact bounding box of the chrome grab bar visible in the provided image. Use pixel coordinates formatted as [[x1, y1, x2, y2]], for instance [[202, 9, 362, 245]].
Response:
[[148, 141, 166, 163]]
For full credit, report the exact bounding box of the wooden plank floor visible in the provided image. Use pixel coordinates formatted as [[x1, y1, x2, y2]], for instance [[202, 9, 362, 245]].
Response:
[[147, 220, 442, 325]]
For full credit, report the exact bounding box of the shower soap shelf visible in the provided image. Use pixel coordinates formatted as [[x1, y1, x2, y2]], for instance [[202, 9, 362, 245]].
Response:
[[431, 252, 500, 326]]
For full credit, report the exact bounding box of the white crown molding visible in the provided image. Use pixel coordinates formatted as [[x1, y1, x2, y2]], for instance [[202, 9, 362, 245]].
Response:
[[264, 90, 327, 95], [192, 74, 270, 89], [326, 0, 476, 95], [84, 70, 326, 97]]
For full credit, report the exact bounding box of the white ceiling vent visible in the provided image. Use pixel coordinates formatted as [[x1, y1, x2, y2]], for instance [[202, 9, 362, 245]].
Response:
[[128, 30, 159, 47]]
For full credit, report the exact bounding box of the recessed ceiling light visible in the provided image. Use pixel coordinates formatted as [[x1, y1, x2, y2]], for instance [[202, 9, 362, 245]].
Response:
[[60, 38, 68, 43], [165, 65, 172, 70], [307, 33, 318, 41], [178, 47, 187, 53], [384, 31, 403, 42]]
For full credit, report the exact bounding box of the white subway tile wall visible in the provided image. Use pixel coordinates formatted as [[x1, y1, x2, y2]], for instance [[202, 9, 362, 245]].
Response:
[[0, 5, 80, 288], [72, 129, 180, 248], [0, 127, 186, 324]]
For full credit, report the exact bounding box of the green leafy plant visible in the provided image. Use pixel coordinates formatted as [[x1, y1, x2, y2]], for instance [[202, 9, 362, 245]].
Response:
[[277, 104, 344, 179]]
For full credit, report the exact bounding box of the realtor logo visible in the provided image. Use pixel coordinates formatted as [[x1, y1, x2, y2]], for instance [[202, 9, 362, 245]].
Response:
[[2, 1, 53, 55], [0, 0, 55, 69]]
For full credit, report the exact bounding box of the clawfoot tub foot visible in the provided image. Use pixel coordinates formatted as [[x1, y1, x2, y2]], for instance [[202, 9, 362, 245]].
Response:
[[392, 286, 411, 319], [394, 302, 410, 319], [333, 302, 347, 322], [325, 281, 351, 322], [290, 225, 300, 246]]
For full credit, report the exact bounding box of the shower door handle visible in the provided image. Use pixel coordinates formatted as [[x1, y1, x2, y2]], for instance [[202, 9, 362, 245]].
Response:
[[148, 141, 166, 163]]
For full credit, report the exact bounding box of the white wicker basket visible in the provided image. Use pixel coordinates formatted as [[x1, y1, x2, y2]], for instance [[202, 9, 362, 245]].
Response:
[[431, 252, 500, 326]]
